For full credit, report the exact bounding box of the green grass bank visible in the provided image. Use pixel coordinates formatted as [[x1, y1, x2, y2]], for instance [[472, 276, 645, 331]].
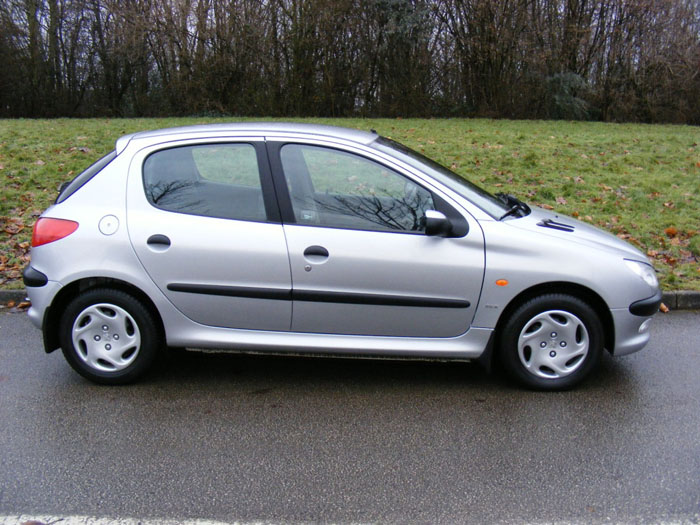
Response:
[[1, 117, 698, 291]]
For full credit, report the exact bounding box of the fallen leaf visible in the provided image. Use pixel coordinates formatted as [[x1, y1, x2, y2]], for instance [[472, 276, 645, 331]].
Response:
[[34, 159, 45, 166], [16, 301, 30, 309], [659, 303, 669, 313], [665, 226, 678, 238], [540, 204, 554, 210], [6, 300, 15, 308], [556, 196, 567, 205], [4, 224, 22, 234]]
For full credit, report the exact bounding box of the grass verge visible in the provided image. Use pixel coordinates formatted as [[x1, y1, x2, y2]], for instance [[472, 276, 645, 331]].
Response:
[[1, 117, 698, 290]]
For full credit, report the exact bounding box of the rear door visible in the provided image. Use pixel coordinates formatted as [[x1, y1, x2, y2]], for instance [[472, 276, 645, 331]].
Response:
[[126, 139, 292, 331], [268, 141, 485, 338]]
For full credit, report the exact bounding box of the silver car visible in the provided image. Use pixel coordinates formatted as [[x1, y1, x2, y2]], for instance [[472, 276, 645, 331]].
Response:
[[23, 123, 661, 389]]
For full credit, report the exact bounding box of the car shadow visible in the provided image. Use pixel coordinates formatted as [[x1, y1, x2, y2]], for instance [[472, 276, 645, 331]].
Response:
[[149, 347, 496, 389], [134, 346, 640, 396]]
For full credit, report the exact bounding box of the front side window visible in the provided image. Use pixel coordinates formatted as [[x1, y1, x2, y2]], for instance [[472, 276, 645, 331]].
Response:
[[143, 143, 266, 221], [280, 144, 434, 232], [371, 136, 509, 218]]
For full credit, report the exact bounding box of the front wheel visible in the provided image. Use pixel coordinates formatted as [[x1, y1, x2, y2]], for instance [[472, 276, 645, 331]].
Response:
[[59, 288, 161, 384], [498, 294, 604, 390]]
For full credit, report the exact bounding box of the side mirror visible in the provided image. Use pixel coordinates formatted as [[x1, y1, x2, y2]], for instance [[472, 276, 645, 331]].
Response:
[[424, 210, 452, 237]]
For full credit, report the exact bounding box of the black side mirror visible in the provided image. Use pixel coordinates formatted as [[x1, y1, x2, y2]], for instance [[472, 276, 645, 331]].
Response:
[[424, 210, 452, 237]]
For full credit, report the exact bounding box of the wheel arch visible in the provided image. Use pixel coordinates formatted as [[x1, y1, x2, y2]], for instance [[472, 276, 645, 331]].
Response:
[[42, 277, 165, 353], [493, 281, 615, 359]]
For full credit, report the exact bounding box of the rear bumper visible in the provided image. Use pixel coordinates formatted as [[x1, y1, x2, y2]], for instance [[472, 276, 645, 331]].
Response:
[[26, 280, 62, 330], [23, 265, 48, 287]]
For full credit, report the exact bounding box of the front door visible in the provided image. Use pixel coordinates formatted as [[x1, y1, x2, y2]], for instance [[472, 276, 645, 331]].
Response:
[[271, 142, 485, 338]]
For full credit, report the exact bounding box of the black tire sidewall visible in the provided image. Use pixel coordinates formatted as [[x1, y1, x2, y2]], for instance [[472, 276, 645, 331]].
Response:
[[498, 294, 604, 391], [59, 288, 160, 385]]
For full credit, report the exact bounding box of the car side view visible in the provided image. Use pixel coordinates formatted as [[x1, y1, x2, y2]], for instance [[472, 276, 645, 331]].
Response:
[[23, 123, 662, 389]]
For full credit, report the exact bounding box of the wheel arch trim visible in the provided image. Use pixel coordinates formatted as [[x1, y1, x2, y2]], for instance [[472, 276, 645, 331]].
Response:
[[492, 282, 615, 360], [42, 277, 164, 354]]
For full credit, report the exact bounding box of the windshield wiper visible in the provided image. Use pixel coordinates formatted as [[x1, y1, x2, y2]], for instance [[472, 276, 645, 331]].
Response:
[[496, 193, 531, 220]]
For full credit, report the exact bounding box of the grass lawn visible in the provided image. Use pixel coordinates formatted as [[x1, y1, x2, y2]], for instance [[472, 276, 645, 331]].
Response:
[[1, 117, 698, 291]]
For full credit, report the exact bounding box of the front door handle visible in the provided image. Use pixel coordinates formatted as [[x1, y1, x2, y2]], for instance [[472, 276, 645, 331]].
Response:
[[303, 245, 329, 258], [303, 245, 329, 264]]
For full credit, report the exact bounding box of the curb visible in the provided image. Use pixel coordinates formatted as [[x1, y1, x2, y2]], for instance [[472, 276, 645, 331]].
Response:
[[0, 289, 29, 304], [661, 290, 700, 310], [2, 288, 699, 310]]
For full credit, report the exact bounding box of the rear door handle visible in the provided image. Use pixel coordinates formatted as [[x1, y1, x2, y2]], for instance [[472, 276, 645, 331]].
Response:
[[147, 234, 171, 247]]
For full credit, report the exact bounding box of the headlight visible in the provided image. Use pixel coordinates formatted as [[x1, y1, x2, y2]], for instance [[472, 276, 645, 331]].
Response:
[[624, 259, 658, 288]]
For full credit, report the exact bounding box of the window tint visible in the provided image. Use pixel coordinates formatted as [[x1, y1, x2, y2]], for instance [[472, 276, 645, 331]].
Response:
[[280, 144, 434, 232], [143, 144, 267, 221]]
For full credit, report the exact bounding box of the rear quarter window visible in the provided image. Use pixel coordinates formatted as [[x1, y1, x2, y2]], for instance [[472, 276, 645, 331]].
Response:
[[55, 150, 117, 204]]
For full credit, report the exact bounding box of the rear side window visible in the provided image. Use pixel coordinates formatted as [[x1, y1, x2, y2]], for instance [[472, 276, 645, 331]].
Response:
[[143, 144, 267, 222], [56, 150, 117, 204]]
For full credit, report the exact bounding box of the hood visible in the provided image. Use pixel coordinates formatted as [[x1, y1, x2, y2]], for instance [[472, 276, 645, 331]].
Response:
[[504, 207, 648, 261]]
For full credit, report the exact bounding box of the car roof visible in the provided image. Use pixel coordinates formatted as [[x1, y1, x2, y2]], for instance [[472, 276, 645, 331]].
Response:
[[115, 122, 378, 154]]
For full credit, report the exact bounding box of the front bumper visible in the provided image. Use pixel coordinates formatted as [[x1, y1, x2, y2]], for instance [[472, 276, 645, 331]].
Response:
[[611, 290, 661, 356], [629, 289, 663, 316]]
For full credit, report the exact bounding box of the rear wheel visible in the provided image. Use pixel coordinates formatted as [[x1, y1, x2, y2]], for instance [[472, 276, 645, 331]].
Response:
[[498, 294, 603, 390], [59, 288, 160, 384]]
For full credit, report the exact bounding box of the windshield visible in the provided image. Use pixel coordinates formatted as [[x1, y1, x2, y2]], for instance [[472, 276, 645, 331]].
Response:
[[371, 136, 508, 218]]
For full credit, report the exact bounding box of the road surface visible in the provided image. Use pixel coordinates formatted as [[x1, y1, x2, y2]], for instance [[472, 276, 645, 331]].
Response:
[[1, 310, 699, 523]]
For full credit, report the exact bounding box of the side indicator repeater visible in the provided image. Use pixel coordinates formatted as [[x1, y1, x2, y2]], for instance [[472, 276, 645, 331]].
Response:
[[496, 279, 509, 287]]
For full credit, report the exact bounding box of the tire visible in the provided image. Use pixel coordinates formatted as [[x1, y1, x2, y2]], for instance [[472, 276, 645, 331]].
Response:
[[497, 294, 603, 391], [59, 288, 161, 385]]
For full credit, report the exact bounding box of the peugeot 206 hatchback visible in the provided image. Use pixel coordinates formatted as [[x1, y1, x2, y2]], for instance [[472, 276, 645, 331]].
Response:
[[23, 123, 662, 389]]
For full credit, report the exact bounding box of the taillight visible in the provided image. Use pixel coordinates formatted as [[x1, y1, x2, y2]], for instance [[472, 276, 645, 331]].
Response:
[[32, 218, 79, 247]]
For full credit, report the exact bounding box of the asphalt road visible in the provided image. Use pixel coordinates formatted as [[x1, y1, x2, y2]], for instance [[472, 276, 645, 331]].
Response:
[[0, 310, 699, 524]]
